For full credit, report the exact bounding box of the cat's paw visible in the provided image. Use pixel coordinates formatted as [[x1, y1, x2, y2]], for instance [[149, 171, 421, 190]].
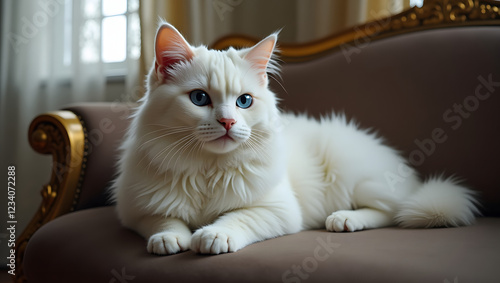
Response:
[[325, 211, 363, 232], [191, 226, 243, 254], [147, 231, 191, 255]]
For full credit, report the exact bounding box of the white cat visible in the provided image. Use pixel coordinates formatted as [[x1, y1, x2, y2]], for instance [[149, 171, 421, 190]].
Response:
[[112, 22, 479, 255]]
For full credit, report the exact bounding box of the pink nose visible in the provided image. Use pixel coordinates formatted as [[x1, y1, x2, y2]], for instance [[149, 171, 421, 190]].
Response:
[[219, 118, 236, 131]]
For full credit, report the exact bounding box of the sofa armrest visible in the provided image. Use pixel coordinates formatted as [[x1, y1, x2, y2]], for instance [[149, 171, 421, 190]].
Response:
[[15, 102, 134, 283], [29, 111, 86, 217], [15, 111, 85, 283], [62, 102, 134, 210]]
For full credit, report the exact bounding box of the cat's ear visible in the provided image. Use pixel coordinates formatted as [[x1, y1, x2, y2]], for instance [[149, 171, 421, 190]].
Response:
[[154, 23, 194, 81], [243, 33, 278, 86]]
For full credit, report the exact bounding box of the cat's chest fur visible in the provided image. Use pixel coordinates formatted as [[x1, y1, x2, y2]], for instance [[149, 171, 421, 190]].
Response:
[[137, 159, 278, 229]]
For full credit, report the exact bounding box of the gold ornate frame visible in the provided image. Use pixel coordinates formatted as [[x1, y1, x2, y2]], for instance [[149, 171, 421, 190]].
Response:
[[14, 0, 500, 282], [14, 111, 88, 283]]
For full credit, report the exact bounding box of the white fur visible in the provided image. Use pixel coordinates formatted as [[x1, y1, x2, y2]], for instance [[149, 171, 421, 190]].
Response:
[[111, 23, 479, 255]]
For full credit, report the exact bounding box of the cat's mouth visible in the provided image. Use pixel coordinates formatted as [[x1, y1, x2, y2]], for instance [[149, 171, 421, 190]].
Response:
[[203, 133, 240, 154], [215, 133, 235, 142]]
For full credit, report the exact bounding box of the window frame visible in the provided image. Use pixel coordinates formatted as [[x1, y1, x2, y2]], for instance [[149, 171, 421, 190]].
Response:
[[61, 0, 140, 78]]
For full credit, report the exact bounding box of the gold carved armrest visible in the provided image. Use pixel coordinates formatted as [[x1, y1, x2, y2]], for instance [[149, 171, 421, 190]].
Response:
[[15, 111, 87, 283]]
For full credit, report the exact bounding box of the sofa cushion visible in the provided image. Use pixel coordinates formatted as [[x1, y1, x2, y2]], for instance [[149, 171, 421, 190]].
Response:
[[24, 207, 500, 282]]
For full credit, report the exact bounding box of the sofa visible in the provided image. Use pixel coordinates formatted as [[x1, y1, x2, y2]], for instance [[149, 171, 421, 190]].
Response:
[[15, 0, 500, 282]]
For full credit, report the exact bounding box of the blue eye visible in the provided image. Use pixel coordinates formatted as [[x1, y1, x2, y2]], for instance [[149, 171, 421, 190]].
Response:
[[190, 90, 211, 106], [236, 94, 253, 109]]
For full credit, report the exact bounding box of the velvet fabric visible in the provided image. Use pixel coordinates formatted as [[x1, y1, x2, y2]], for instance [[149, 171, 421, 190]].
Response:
[[25, 207, 500, 283]]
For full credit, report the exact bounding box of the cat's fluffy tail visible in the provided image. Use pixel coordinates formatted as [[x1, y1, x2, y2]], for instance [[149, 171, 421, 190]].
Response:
[[395, 177, 480, 228]]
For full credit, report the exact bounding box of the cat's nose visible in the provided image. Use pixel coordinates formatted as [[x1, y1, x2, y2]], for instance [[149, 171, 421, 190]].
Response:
[[219, 118, 236, 131]]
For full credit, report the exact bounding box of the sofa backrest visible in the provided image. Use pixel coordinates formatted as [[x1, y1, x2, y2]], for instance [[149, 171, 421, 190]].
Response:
[[271, 26, 500, 216], [68, 27, 500, 216]]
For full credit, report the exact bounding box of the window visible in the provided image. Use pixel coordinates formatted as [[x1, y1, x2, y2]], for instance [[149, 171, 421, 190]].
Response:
[[410, 0, 424, 8], [64, 0, 141, 76]]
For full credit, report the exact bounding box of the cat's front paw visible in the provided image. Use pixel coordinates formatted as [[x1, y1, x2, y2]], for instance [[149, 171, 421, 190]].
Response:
[[191, 227, 243, 255], [147, 232, 191, 255], [326, 211, 363, 232]]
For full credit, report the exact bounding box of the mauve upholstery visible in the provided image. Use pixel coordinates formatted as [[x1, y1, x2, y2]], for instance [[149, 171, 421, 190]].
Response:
[[25, 206, 500, 283], [24, 26, 500, 282], [63, 102, 133, 210]]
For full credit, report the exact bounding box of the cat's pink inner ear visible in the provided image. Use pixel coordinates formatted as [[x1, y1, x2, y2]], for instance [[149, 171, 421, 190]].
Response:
[[244, 34, 277, 84], [155, 24, 194, 80]]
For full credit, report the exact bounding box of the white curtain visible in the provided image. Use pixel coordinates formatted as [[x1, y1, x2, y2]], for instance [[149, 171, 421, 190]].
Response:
[[0, 0, 137, 260]]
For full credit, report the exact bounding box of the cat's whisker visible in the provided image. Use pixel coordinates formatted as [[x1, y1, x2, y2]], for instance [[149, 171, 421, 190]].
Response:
[[248, 133, 272, 149], [269, 74, 288, 95], [169, 136, 199, 172], [154, 134, 193, 173], [249, 131, 271, 142], [138, 128, 194, 168], [140, 128, 191, 139], [140, 125, 193, 138], [171, 134, 199, 171], [186, 138, 204, 164], [251, 127, 272, 133], [189, 140, 205, 169], [149, 134, 193, 175], [244, 136, 272, 165], [251, 128, 272, 135], [243, 140, 262, 162], [145, 124, 192, 128], [138, 127, 194, 150], [252, 136, 272, 157], [246, 142, 269, 167], [161, 133, 198, 172]]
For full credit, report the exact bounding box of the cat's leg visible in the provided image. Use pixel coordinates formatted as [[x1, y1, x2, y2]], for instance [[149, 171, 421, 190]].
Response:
[[135, 214, 192, 255], [325, 179, 398, 232], [191, 205, 301, 254], [325, 208, 393, 232], [117, 188, 192, 255], [191, 180, 302, 254]]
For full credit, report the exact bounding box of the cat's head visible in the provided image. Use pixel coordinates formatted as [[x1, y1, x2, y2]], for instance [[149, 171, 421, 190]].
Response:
[[137, 22, 282, 168]]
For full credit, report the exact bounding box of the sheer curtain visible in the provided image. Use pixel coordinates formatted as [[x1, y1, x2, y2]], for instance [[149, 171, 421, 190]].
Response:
[[0, 0, 138, 261]]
